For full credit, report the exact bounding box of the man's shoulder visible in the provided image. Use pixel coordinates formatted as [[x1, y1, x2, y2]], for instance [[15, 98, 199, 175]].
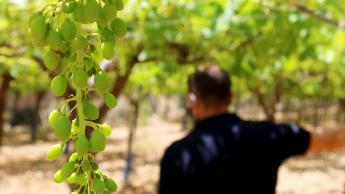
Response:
[[164, 131, 199, 157]]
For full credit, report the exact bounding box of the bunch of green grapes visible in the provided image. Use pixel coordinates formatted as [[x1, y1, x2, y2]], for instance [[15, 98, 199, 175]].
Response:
[[29, 0, 127, 193]]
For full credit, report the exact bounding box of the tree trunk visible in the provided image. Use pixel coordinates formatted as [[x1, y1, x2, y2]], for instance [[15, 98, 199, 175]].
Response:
[[31, 90, 46, 142], [124, 98, 140, 185], [0, 73, 12, 147]]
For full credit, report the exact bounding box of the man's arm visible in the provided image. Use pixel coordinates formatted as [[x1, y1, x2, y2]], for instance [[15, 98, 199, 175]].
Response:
[[307, 127, 345, 153]]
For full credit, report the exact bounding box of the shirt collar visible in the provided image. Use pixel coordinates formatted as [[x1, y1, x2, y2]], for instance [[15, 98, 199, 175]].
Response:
[[194, 112, 240, 130]]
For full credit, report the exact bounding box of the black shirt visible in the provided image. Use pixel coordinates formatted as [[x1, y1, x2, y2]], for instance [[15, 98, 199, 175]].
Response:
[[159, 113, 311, 194]]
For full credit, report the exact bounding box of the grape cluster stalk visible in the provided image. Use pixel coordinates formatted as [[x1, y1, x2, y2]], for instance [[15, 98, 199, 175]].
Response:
[[29, 0, 127, 193]]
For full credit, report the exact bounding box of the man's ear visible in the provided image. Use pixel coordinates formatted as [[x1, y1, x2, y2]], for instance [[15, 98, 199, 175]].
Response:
[[188, 93, 197, 105]]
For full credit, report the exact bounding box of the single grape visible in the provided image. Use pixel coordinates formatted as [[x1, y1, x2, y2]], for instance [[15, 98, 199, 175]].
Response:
[[61, 162, 75, 179], [103, 92, 117, 108], [100, 123, 112, 136], [69, 152, 79, 162], [53, 114, 71, 141], [102, 42, 115, 60], [100, 28, 115, 43], [30, 16, 47, 41], [67, 172, 77, 183], [73, 3, 86, 23], [43, 50, 59, 70], [76, 172, 88, 186], [103, 191, 112, 194], [62, 1, 78, 14], [75, 135, 89, 155], [110, 0, 124, 11], [94, 71, 111, 92], [51, 75, 67, 96], [104, 178, 117, 192], [54, 170, 64, 183], [111, 18, 126, 37], [102, 3, 117, 22], [47, 143, 64, 160], [47, 30, 64, 51], [72, 69, 88, 88], [93, 178, 105, 194], [84, 0, 100, 23], [84, 101, 99, 120], [72, 36, 88, 50], [90, 130, 106, 152], [29, 12, 42, 25], [61, 19, 77, 42], [48, 109, 63, 128]]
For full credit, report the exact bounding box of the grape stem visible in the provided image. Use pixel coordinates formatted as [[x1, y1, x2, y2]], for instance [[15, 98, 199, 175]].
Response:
[[76, 88, 86, 135], [85, 121, 98, 129]]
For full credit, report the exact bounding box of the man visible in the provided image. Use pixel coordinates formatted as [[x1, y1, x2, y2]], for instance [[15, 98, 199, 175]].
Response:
[[159, 65, 326, 194]]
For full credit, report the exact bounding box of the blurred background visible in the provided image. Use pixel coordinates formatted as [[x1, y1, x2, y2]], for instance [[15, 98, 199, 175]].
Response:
[[0, 0, 345, 193]]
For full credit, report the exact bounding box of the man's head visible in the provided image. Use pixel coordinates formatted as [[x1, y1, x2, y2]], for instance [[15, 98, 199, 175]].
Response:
[[187, 65, 232, 120]]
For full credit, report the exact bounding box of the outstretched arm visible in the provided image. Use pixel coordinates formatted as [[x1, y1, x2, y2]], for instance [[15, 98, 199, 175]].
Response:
[[307, 127, 345, 153]]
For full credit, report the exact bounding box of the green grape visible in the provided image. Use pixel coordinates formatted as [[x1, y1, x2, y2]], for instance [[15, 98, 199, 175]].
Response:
[[112, 0, 124, 11], [90, 130, 106, 152], [61, 162, 75, 179], [75, 135, 89, 155], [54, 170, 64, 183], [47, 143, 63, 160], [76, 172, 88, 186], [52, 114, 71, 141], [84, 0, 100, 23], [62, 1, 78, 14], [72, 69, 88, 88], [69, 152, 79, 162], [30, 16, 47, 41], [48, 30, 64, 51], [84, 58, 94, 70], [103, 92, 117, 108], [97, 13, 108, 28], [73, 3, 86, 23], [111, 18, 126, 37], [67, 172, 77, 183], [84, 101, 99, 120], [92, 178, 105, 194], [82, 160, 91, 171], [102, 3, 117, 22], [103, 191, 112, 194], [29, 12, 42, 25], [104, 178, 117, 192], [100, 28, 115, 43], [51, 75, 67, 96], [102, 42, 115, 60], [94, 71, 111, 92], [72, 36, 88, 50], [43, 50, 59, 70], [100, 123, 112, 136], [61, 19, 77, 42], [48, 109, 63, 128], [70, 192, 78, 194]]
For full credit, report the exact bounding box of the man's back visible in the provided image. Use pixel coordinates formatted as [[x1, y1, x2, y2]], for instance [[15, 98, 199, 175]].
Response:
[[159, 113, 310, 194]]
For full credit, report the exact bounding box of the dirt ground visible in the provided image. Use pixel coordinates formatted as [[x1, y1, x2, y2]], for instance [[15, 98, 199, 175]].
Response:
[[0, 117, 345, 194]]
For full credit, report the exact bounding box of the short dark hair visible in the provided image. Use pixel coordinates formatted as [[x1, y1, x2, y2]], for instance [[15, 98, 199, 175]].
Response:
[[188, 65, 231, 105]]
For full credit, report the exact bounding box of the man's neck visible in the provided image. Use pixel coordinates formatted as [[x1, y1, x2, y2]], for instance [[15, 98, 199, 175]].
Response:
[[196, 107, 229, 121]]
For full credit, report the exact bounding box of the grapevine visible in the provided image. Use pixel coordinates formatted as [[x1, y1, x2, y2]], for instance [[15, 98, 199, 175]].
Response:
[[29, 0, 126, 193]]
